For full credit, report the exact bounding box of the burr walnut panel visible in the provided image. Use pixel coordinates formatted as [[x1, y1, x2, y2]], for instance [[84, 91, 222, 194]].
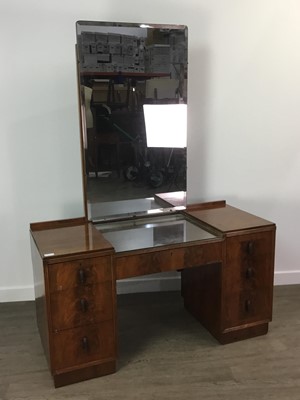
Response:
[[50, 281, 114, 331], [30, 203, 276, 386], [52, 321, 115, 370], [115, 241, 223, 280], [48, 256, 112, 292], [225, 231, 275, 291], [222, 230, 275, 330]]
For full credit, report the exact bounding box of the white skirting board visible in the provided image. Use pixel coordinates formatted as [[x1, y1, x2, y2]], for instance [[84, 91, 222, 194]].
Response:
[[0, 286, 35, 303], [1, 271, 300, 302], [273, 270, 300, 286]]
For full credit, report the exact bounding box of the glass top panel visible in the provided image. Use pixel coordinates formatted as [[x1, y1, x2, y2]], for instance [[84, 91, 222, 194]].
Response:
[[96, 214, 217, 252]]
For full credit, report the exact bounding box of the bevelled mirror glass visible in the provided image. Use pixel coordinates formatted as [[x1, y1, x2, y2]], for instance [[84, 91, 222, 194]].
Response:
[[76, 21, 188, 221]]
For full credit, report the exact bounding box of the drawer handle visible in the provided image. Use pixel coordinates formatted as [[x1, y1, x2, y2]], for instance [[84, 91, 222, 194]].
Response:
[[78, 268, 87, 284], [80, 298, 89, 313], [81, 336, 89, 351], [245, 299, 251, 312], [246, 241, 254, 255], [246, 267, 254, 279]]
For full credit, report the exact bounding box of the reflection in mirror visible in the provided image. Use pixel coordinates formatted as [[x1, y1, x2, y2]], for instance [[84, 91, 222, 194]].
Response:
[[96, 215, 216, 253], [76, 21, 188, 221]]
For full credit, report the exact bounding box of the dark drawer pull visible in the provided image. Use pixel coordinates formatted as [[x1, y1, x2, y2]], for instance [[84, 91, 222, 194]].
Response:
[[245, 299, 251, 312], [80, 298, 89, 312], [78, 268, 87, 284], [81, 336, 89, 351], [246, 241, 254, 255], [246, 267, 254, 279]]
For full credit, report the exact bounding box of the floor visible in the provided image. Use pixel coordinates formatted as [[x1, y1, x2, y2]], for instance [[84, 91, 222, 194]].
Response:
[[0, 285, 300, 400], [86, 148, 186, 204], [87, 173, 169, 203]]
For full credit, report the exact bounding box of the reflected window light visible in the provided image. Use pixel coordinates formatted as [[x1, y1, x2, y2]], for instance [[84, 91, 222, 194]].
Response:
[[143, 104, 187, 148]]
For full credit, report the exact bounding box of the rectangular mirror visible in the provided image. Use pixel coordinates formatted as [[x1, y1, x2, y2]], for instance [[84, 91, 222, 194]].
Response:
[[76, 21, 188, 221]]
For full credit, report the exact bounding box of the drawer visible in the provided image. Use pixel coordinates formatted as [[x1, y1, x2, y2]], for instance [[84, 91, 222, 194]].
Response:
[[222, 289, 273, 330], [48, 256, 112, 292], [50, 281, 114, 331], [52, 320, 116, 370], [115, 241, 223, 279], [225, 231, 275, 291]]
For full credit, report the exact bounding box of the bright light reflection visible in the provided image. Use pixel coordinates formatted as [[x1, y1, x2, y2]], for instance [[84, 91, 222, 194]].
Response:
[[147, 208, 164, 214], [143, 104, 187, 148]]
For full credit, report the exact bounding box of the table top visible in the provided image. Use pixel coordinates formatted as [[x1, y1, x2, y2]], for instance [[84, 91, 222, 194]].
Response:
[[30, 219, 113, 261], [186, 205, 275, 233], [30, 201, 275, 261]]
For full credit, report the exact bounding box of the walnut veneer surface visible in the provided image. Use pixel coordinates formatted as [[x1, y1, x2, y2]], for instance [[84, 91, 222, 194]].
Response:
[[30, 201, 276, 387], [187, 204, 274, 233], [30, 217, 113, 260]]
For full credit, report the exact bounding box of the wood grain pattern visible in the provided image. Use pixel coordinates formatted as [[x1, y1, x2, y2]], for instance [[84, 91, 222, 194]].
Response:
[[50, 282, 114, 330], [48, 256, 112, 291], [115, 240, 223, 279], [181, 227, 275, 344], [51, 320, 116, 371], [31, 222, 114, 260], [222, 230, 275, 330], [186, 204, 275, 233], [30, 202, 276, 387]]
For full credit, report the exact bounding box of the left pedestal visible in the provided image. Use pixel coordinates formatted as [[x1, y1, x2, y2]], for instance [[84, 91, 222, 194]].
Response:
[[30, 218, 117, 387]]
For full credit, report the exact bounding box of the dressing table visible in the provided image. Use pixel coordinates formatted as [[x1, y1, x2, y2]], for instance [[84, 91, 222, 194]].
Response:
[[30, 21, 276, 387]]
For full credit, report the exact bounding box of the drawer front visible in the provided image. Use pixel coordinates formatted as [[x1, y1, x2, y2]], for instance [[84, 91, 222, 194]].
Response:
[[52, 321, 116, 370], [48, 256, 112, 292], [223, 230, 275, 329], [50, 281, 114, 331], [115, 241, 223, 280], [225, 230, 275, 292], [223, 289, 273, 330]]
